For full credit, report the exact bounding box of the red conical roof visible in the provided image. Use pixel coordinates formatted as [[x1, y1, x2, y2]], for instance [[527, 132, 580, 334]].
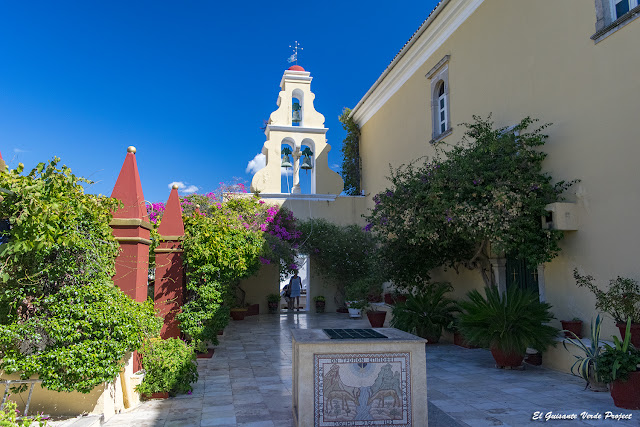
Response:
[[157, 187, 184, 236], [288, 65, 305, 71], [111, 149, 149, 221]]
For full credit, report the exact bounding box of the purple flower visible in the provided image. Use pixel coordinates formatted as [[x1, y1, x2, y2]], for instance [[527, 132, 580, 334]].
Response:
[[259, 257, 271, 265], [362, 223, 373, 232]]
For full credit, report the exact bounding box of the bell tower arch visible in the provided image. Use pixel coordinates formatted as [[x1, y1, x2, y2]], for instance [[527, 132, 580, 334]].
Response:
[[250, 65, 343, 195]]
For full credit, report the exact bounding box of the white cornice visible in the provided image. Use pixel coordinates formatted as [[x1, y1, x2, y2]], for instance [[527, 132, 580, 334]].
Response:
[[267, 125, 328, 134], [258, 193, 339, 202], [351, 0, 484, 126], [280, 71, 312, 87]]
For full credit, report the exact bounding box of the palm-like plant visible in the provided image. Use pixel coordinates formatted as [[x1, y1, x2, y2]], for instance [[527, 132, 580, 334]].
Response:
[[563, 314, 607, 391], [390, 282, 459, 343], [458, 285, 558, 355]]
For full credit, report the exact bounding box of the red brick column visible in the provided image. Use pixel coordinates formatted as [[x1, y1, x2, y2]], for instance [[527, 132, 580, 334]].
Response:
[[154, 184, 185, 339], [110, 146, 152, 372]]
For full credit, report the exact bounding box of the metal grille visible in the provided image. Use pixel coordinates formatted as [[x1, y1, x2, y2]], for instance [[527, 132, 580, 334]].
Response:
[[322, 328, 388, 340]]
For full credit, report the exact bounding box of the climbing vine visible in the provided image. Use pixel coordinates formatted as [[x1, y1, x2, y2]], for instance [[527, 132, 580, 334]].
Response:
[[339, 108, 362, 195]]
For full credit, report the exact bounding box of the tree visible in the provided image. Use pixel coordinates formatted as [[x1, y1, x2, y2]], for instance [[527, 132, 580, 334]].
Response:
[[364, 116, 577, 289]]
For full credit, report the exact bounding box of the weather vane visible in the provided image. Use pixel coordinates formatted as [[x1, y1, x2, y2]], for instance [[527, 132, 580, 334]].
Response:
[[287, 41, 303, 65]]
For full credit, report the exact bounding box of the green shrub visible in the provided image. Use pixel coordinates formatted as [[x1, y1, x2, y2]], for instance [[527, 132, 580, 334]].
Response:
[[458, 285, 558, 354], [390, 282, 459, 343], [0, 159, 161, 393], [136, 338, 198, 396], [0, 401, 47, 426]]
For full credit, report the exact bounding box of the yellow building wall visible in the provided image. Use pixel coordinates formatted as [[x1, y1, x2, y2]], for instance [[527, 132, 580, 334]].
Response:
[[356, 0, 640, 363]]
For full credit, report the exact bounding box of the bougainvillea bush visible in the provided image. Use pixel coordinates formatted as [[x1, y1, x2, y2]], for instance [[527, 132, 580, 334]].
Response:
[[165, 188, 300, 349], [0, 159, 160, 393], [364, 116, 577, 289]]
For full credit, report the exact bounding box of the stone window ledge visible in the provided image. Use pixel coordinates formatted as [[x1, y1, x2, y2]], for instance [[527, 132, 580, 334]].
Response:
[[429, 128, 453, 144], [592, 5, 640, 43]]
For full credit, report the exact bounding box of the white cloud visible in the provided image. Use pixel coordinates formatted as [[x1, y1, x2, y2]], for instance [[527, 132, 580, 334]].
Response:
[[246, 153, 266, 174], [13, 148, 27, 153], [168, 181, 198, 194], [246, 152, 293, 176], [331, 164, 340, 170]]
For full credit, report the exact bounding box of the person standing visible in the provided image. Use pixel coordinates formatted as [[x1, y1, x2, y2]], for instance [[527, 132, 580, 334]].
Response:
[[288, 270, 302, 310]]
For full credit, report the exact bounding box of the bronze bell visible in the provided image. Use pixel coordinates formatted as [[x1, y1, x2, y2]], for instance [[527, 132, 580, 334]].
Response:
[[300, 155, 312, 170]]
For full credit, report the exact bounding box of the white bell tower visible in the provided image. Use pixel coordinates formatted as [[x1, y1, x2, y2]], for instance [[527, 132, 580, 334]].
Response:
[[250, 65, 343, 195]]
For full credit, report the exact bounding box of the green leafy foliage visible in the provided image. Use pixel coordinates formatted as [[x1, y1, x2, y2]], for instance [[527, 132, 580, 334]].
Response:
[[364, 116, 577, 288], [562, 314, 606, 389], [339, 108, 361, 195], [0, 400, 47, 426], [136, 338, 198, 395], [0, 159, 161, 393], [458, 285, 558, 354], [390, 282, 460, 343], [597, 319, 640, 383], [296, 218, 383, 307], [178, 195, 299, 348], [573, 269, 640, 324]]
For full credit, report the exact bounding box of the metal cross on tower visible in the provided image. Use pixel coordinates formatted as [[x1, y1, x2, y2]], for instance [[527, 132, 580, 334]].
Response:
[[287, 41, 303, 65]]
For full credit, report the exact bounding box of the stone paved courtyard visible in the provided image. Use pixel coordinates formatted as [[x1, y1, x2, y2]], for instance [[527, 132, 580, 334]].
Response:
[[95, 313, 639, 427]]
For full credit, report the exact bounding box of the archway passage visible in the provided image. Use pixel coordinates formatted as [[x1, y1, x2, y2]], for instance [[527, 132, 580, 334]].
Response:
[[279, 254, 310, 312]]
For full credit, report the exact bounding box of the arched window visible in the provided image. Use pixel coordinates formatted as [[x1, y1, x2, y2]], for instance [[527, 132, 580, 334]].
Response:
[[437, 82, 447, 135], [426, 56, 451, 143]]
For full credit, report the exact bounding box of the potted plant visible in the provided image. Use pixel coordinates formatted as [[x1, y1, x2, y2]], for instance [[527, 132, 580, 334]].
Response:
[[561, 317, 583, 338], [230, 305, 248, 321], [574, 269, 640, 347], [390, 282, 459, 344], [562, 314, 607, 391], [267, 293, 280, 314], [596, 319, 640, 409], [247, 303, 259, 316], [136, 338, 199, 398], [449, 318, 478, 349], [346, 300, 366, 318], [313, 295, 326, 313], [458, 285, 558, 368], [365, 304, 387, 327], [194, 340, 214, 359]]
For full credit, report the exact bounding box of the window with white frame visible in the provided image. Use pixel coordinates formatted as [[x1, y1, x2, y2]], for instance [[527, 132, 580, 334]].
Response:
[[593, 0, 640, 40], [612, 0, 639, 19], [426, 55, 451, 142], [437, 83, 447, 134]]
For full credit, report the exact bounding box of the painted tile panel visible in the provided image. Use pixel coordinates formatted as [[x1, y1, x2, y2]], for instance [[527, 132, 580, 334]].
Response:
[[314, 353, 411, 426]]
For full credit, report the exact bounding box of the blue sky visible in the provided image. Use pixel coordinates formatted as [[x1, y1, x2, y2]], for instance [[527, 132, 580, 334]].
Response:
[[0, 1, 439, 203]]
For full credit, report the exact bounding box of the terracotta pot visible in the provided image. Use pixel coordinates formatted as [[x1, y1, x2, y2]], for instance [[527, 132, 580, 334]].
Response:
[[196, 348, 214, 359], [247, 304, 259, 316], [267, 301, 278, 314], [561, 320, 583, 338], [315, 301, 325, 313], [395, 295, 407, 304], [336, 307, 348, 313], [230, 308, 247, 320], [367, 311, 386, 327], [610, 371, 640, 409], [524, 352, 542, 366], [453, 332, 477, 349], [384, 293, 394, 305], [144, 392, 169, 399], [616, 322, 640, 348], [490, 347, 525, 368], [417, 326, 441, 344]]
